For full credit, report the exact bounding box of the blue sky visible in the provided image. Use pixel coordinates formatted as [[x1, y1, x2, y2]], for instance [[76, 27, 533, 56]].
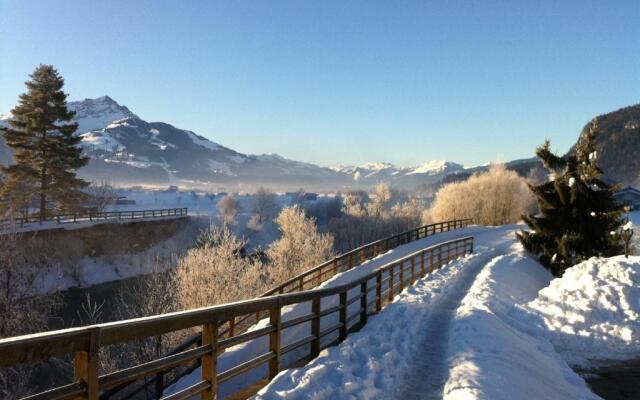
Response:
[[1, 1, 638, 167]]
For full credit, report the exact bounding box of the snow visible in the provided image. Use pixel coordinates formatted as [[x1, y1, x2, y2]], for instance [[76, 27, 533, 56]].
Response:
[[524, 256, 640, 368], [406, 160, 450, 175], [359, 162, 396, 171], [80, 130, 124, 151], [166, 224, 505, 398], [569, 177, 576, 187], [185, 130, 220, 151], [255, 252, 488, 400], [208, 159, 234, 175], [247, 223, 640, 400], [69, 96, 136, 134], [444, 251, 599, 400], [226, 154, 247, 163]]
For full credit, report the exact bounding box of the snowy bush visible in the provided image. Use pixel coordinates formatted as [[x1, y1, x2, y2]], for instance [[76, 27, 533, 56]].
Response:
[[252, 187, 277, 224], [217, 194, 239, 225], [0, 227, 61, 399], [175, 224, 267, 310], [328, 187, 424, 252], [267, 205, 334, 283], [430, 164, 535, 226]]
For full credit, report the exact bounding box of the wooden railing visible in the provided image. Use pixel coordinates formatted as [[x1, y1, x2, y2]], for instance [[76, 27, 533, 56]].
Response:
[[1, 208, 189, 228], [105, 218, 472, 398], [0, 236, 474, 400]]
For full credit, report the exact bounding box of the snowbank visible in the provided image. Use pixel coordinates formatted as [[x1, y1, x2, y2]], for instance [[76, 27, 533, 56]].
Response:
[[444, 252, 600, 400], [525, 255, 640, 367]]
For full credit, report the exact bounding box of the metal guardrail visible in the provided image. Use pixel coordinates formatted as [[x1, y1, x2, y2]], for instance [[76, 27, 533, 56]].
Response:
[[0, 235, 474, 400]]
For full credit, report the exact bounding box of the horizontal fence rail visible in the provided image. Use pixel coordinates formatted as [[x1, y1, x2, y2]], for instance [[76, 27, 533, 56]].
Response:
[[0, 208, 189, 228], [106, 218, 472, 399], [0, 236, 474, 400]]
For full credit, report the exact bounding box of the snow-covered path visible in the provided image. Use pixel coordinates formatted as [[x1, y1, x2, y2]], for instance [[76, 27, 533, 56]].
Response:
[[399, 229, 524, 400], [167, 224, 511, 398], [252, 222, 640, 400], [398, 249, 495, 400], [251, 225, 523, 400]]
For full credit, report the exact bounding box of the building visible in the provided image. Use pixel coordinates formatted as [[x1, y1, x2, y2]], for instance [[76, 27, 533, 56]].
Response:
[[613, 187, 640, 210]]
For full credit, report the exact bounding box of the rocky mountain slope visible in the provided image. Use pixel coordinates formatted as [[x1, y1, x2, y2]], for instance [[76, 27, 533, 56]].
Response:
[[570, 103, 640, 186]]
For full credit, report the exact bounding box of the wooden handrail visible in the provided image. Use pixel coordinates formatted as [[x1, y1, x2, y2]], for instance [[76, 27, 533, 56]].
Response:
[[107, 218, 472, 398], [0, 236, 474, 400], [0, 208, 188, 228]]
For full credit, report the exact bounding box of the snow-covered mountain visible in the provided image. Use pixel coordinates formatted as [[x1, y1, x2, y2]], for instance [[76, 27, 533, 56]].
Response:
[[331, 160, 465, 187], [0, 96, 480, 190]]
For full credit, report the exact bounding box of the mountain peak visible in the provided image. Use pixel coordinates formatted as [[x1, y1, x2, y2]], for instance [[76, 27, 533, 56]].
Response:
[[407, 160, 463, 175], [69, 96, 137, 133]]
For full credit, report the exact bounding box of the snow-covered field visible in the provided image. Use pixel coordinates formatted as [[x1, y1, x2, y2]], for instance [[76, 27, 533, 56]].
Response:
[[235, 222, 640, 400]]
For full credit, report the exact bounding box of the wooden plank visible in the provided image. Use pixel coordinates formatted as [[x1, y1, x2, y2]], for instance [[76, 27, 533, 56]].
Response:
[[269, 306, 281, 379], [73, 327, 100, 400], [339, 291, 348, 342], [99, 345, 210, 389], [217, 352, 276, 383], [310, 298, 321, 358], [375, 271, 382, 313], [162, 380, 210, 400], [218, 325, 276, 350], [201, 321, 218, 400], [360, 282, 368, 326]]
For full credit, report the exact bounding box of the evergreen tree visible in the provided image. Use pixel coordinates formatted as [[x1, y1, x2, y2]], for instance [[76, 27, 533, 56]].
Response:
[[1, 65, 89, 220], [517, 119, 623, 276]]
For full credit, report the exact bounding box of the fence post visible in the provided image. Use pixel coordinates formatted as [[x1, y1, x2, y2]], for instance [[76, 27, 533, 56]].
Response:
[[360, 281, 368, 326], [269, 305, 282, 379], [201, 321, 218, 400], [298, 276, 304, 291], [410, 257, 416, 284], [375, 270, 382, 313], [420, 252, 426, 277], [311, 297, 321, 358], [388, 266, 395, 303], [339, 290, 347, 342], [74, 327, 100, 400], [229, 316, 235, 337], [399, 262, 404, 291]]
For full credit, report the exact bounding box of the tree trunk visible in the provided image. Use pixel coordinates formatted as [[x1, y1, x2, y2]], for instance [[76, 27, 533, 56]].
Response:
[[40, 165, 46, 222]]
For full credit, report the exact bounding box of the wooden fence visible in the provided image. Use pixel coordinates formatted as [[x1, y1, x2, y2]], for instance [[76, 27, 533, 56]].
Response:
[[0, 236, 474, 400], [97, 218, 472, 398], [1, 208, 189, 228]]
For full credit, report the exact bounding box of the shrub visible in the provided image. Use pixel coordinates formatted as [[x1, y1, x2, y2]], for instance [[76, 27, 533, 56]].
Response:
[[252, 187, 277, 224], [267, 205, 334, 283], [430, 164, 535, 226], [217, 194, 240, 225]]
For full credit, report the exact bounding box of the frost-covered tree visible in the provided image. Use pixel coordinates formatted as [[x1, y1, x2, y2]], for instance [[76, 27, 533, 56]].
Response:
[[430, 164, 534, 226], [267, 205, 333, 282], [517, 119, 623, 276], [1, 65, 89, 219], [217, 194, 240, 225]]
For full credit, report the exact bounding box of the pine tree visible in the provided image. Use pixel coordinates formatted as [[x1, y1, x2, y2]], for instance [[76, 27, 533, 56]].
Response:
[[1, 65, 89, 220], [517, 119, 623, 276]]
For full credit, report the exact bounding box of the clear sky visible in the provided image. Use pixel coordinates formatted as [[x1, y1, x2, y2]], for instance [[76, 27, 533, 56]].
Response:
[[1, 1, 638, 168]]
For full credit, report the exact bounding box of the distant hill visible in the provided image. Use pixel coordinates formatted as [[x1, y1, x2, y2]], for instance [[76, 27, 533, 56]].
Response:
[[569, 103, 640, 186]]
